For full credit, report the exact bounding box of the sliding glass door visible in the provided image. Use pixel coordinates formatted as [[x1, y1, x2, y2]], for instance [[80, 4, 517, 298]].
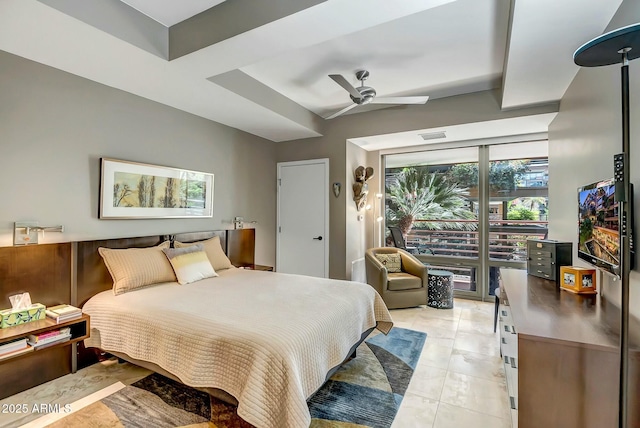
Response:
[[487, 142, 549, 298], [383, 141, 549, 300], [384, 147, 482, 299]]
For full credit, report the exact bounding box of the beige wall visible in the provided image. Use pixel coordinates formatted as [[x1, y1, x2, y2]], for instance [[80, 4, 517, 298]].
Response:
[[0, 51, 277, 266], [277, 90, 558, 279], [548, 0, 639, 315]]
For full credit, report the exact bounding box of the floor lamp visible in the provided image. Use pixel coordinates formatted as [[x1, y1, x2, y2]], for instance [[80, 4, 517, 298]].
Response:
[[574, 23, 640, 428]]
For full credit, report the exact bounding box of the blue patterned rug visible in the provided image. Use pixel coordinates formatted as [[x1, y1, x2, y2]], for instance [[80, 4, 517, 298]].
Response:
[[50, 327, 426, 428]]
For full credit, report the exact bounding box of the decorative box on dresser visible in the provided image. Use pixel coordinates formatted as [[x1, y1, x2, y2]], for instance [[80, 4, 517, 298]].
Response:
[[498, 268, 640, 428], [526, 239, 572, 282]]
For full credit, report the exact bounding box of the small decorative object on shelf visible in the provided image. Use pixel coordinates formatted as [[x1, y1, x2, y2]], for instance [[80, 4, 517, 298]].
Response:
[[560, 266, 597, 294]]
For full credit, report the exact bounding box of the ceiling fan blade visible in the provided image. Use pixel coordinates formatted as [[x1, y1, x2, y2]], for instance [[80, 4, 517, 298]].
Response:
[[324, 103, 359, 120], [370, 96, 429, 105], [329, 74, 362, 99]]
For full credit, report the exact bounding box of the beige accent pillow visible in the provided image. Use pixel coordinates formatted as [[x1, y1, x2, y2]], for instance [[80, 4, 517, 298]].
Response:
[[163, 244, 218, 285], [375, 253, 402, 273], [98, 241, 176, 295], [175, 236, 232, 271]]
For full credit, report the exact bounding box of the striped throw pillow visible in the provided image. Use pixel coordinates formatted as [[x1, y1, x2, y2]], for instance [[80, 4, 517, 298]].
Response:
[[163, 244, 218, 285]]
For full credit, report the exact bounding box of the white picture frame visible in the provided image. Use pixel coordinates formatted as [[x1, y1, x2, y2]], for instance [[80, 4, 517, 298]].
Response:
[[100, 158, 214, 219]]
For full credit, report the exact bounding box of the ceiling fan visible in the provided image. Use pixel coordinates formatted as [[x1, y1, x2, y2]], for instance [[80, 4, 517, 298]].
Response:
[[324, 70, 429, 120]]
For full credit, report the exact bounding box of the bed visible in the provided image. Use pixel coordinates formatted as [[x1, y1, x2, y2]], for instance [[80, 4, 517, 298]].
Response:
[[79, 231, 393, 428]]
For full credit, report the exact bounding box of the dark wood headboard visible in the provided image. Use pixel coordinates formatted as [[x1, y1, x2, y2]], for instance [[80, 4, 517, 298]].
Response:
[[0, 243, 72, 308], [76, 230, 227, 307]]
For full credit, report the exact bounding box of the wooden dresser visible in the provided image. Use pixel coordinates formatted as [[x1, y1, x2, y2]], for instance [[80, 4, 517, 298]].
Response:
[[526, 239, 572, 282], [498, 268, 640, 428]]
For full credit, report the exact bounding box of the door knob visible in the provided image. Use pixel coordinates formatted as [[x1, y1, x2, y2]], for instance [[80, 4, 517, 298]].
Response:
[[313, 236, 323, 240]]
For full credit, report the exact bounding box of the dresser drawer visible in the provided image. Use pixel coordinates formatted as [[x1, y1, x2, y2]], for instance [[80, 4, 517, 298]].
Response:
[[528, 265, 554, 280], [529, 249, 553, 258], [529, 258, 553, 268]]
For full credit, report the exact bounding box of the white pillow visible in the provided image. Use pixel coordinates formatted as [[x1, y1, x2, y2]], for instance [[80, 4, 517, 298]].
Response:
[[163, 244, 218, 285]]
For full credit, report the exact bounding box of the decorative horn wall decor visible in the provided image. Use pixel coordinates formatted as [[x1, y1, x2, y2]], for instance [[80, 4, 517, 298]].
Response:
[[353, 166, 374, 211]]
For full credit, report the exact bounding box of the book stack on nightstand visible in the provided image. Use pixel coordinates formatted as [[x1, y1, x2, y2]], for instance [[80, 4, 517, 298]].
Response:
[[27, 327, 72, 349], [0, 337, 32, 361], [46, 304, 82, 323]]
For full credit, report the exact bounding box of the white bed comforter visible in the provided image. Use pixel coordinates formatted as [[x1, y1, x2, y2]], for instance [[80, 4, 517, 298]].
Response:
[[83, 268, 393, 428]]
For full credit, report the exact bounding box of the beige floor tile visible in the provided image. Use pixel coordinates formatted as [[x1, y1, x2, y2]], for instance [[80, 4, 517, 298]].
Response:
[[391, 393, 438, 428], [426, 337, 455, 348], [447, 349, 505, 383], [453, 331, 501, 357], [415, 307, 462, 321], [406, 365, 447, 401], [418, 342, 453, 370], [392, 321, 414, 330], [390, 307, 427, 322], [413, 317, 459, 332], [457, 317, 498, 337], [411, 324, 457, 339], [453, 299, 495, 314], [459, 307, 495, 323], [433, 402, 511, 428], [439, 371, 511, 420]]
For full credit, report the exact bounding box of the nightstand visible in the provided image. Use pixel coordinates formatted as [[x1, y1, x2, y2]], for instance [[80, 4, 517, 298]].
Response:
[[0, 314, 90, 399]]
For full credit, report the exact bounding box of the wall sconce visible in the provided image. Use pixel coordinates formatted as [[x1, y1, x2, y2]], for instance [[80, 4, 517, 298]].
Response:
[[230, 217, 258, 229], [14, 222, 64, 245]]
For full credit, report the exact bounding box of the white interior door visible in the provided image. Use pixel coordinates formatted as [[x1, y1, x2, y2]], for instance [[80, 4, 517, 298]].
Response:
[[277, 159, 329, 277]]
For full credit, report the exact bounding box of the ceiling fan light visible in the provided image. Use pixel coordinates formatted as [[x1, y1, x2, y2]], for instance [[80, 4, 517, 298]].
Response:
[[361, 95, 374, 105]]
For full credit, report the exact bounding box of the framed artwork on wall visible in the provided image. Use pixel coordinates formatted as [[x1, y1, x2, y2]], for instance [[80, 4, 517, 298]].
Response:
[[99, 158, 214, 219]]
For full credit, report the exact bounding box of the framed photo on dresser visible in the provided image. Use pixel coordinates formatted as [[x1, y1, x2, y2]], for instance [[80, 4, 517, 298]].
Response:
[[99, 158, 214, 219]]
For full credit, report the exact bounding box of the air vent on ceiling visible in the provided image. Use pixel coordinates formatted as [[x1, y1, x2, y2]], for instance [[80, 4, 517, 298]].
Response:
[[419, 131, 446, 141]]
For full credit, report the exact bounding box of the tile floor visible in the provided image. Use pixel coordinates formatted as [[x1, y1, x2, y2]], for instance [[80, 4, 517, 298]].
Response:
[[391, 299, 511, 428], [0, 298, 509, 428]]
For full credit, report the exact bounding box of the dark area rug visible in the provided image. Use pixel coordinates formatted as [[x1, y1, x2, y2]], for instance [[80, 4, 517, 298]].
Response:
[[49, 327, 426, 428]]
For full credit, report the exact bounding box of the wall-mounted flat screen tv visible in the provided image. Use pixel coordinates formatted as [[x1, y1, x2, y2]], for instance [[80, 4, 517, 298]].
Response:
[[578, 178, 621, 276]]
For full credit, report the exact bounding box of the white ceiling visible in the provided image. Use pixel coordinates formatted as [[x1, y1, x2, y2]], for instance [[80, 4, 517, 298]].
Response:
[[351, 112, 557, 151], [0, 0, 623, 146]]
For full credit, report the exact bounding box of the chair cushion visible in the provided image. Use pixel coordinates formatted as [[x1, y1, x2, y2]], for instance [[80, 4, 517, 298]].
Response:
[[387, 272, 423, 291], [375, 253, 402, 273]]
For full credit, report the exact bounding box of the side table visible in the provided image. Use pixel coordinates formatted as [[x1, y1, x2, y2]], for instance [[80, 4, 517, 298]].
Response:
[[427, 269, 454, 309]]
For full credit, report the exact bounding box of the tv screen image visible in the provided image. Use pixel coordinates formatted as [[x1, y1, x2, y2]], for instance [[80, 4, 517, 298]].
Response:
[[578, 179, 620, 274]]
